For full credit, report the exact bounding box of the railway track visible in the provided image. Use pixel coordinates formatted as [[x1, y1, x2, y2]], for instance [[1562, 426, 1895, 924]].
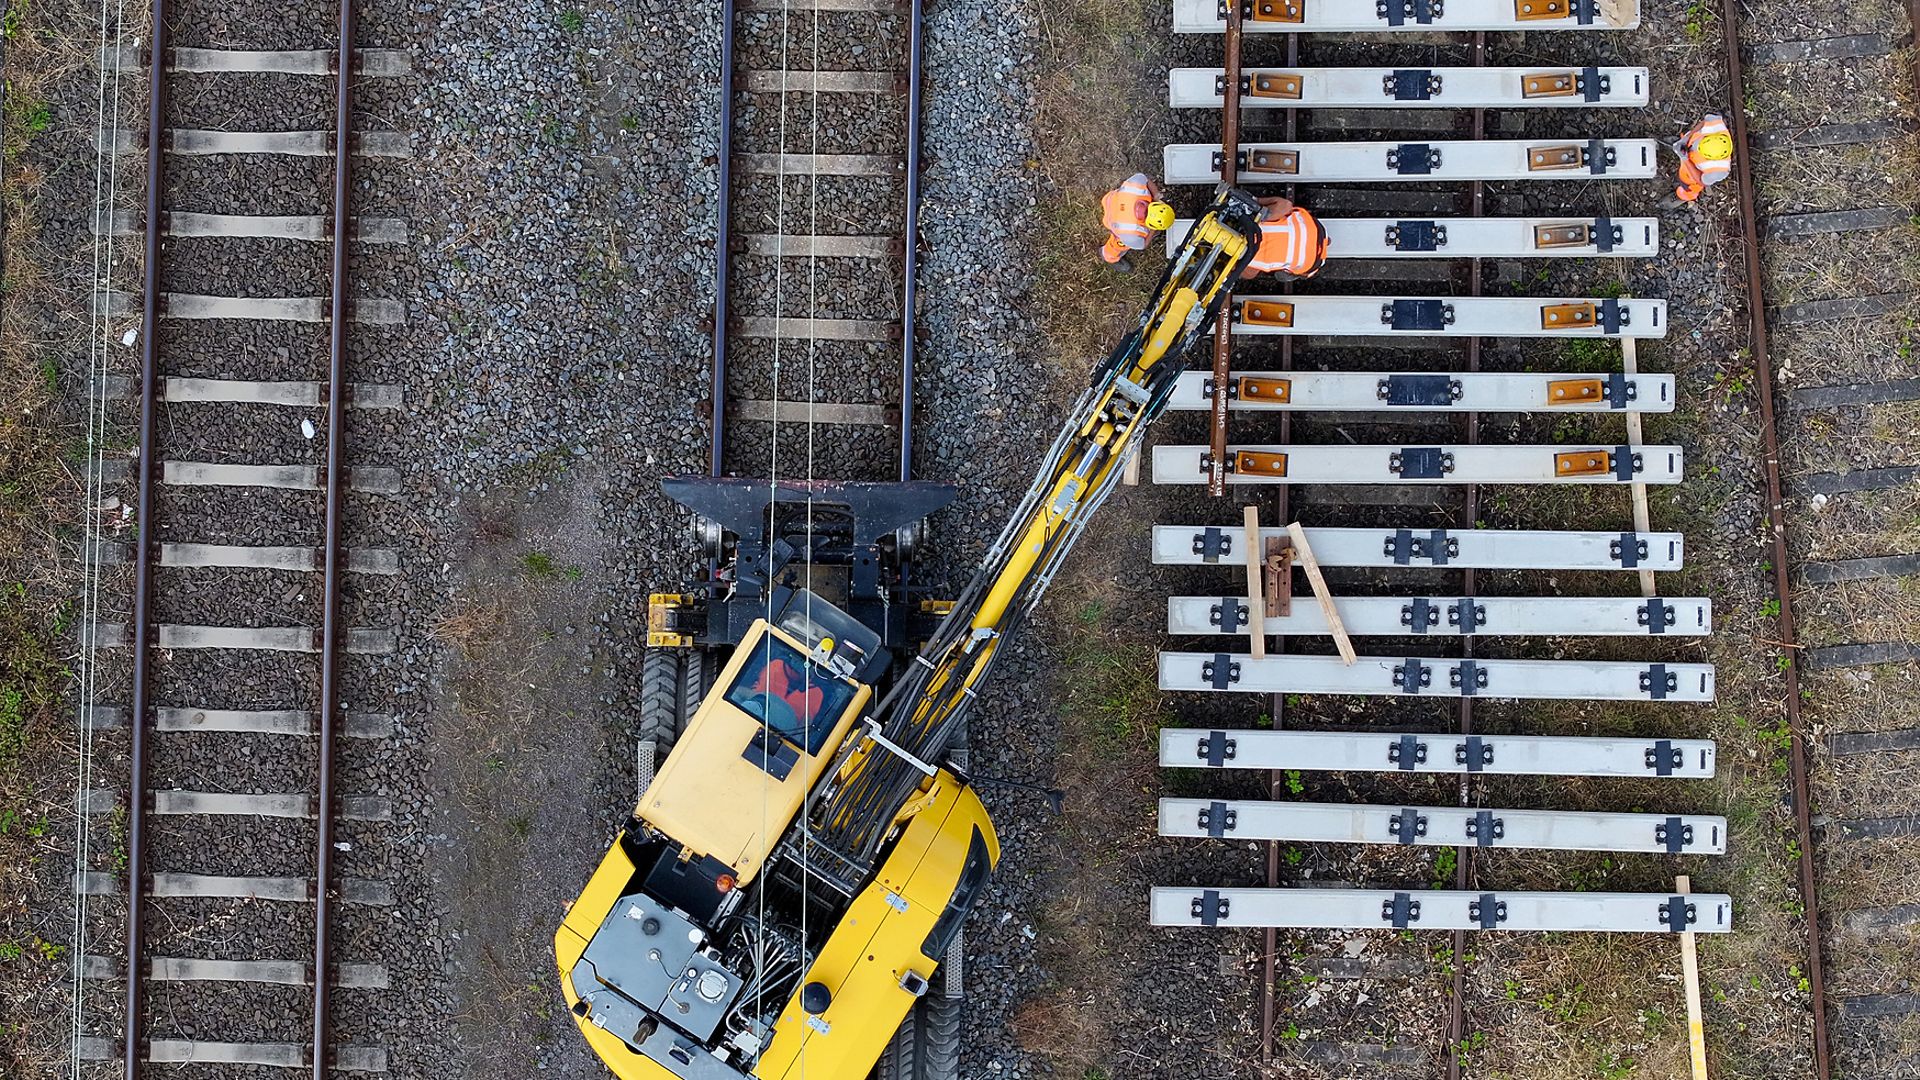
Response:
[[1718, 0, 1920, 1074], [1151, 2, 1733, 1075], [710, 0, 926, 485], [704, 2, 957, 1078], [71, 0, 412, 1072]]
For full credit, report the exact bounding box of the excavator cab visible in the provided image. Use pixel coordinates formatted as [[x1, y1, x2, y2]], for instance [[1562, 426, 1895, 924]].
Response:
[[636, 606, 880, 888]]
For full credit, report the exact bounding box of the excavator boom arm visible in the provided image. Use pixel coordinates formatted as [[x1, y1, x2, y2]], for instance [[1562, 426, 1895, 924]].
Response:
[[806, 187, 1264, 873]]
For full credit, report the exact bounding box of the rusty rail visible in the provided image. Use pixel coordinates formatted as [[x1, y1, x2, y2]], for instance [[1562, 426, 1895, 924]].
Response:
[[311, 0, 358, 1074], [1444, 30, 1488, 1080], [1205, 0, 1242, 497], [122, 4, 358, 1074], [1714, 0, 1833, 1074], [1257, 26, 1301, 1070], [121, 0, 170, 1066]]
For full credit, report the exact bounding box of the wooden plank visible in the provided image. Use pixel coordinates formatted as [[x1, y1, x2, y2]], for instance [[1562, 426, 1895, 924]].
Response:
[[1677, 875, 1710, 1080], [1243, 505, 1266, 659], [1773, 292, 1913, 326], [1284, 522, 1353, 665], [1765, 206, 1907, 240], [1829, 727, 1920, 754], [1805, 641, 1920, 668], [1802, 553, 1920, 584], [1744, 34, 1891, 63], [1752, 119, 1910, 150], [1622, 339, 1657, 595], [1800, 465, 1920, 496]]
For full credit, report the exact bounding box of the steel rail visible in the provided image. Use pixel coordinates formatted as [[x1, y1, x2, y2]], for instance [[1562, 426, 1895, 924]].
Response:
[[311, 1, 357, 1075], [1444, 30, 1487, 1080], [122, 0, 170, 1068], [709, 0, 738, 477], [898, 0, 924, 482], [1715, 0, 1832, 1073], [1256, 26, 1300, 1069], [1205, 0, 1241, 498]]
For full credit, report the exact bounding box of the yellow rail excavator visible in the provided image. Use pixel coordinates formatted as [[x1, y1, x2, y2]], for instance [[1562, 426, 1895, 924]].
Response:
[[553, 188, 1264, 1080]]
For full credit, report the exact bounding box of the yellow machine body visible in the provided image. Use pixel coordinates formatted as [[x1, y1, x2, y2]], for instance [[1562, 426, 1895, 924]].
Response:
[[753, 773, 998, 1079], [636, 620, 869, 887]]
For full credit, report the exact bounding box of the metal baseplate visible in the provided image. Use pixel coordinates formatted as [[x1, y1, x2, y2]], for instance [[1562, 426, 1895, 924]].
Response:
[[1160, 728, 1717, 778], [1167, 595, 1710, 637], [1158, 652, 1715, 701], [1168, 216, 1657, 258], [1222, 296, 1664, 338], [1156, 525, 1683, 571], [1166, 139, 1656, 184], [1167, 371, 1673, 412], [1152, 444, 1683, 485], [1174, 0, 1642, 32], [1155, 887, 1731, 934], [1160, 798, 1727, 854], [1170, 66, 1648, 108]]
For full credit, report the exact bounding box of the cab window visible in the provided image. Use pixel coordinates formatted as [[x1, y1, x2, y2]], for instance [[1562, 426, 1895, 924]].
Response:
[[725, 638, 856, 755]]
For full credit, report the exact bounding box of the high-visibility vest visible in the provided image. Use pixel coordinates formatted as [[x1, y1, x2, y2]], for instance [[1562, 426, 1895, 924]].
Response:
[[1683, 115, 1732, 186], [1248, 207, 1328, 277], [1102, 173, 1156, 250]]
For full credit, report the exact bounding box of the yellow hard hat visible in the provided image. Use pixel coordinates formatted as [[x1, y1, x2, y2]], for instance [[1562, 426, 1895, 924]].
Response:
[[1145, 201, 1176, 230], [1698, 132, 1733, 160]]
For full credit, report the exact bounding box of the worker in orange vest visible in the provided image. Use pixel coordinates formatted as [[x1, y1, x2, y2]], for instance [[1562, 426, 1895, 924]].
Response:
[[1100, 172, 1176, 271], [1241, 196, 1329, 280], [1672, 114, 1733, 204]]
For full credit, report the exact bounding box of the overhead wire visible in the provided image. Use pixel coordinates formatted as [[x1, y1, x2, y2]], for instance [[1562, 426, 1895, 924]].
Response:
[[72, 0, 133, 1067]]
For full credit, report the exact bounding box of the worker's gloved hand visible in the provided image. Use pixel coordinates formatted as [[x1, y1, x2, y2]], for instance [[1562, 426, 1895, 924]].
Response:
[[1112, 255, 1134, 274]]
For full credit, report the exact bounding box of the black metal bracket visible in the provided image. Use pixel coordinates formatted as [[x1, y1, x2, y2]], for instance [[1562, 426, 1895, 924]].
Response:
[[1610, 444, 1642, 481], [1385, 220, 1447, 253], [1641, 663, 1677, 700], [1385, 69, 1439, 101], [1451, 660, 1487, 696], [1646, 739, 1681, 776], [1573, 0, 1598, 24], [1193, 889, 1230, 926], [1585, 137, 1614, 175], [1456, 736, 1493, 772], [1467, 811, 1505, 847], [1390, 808, 1428, 845], [1200, 801, 1238, 838], [1598, 297, 1627, 334], [1387, 143, 1441, 176], [1578, 65, 1607, 102], [1379, 373, 1459, 406], [1659, 895, 1697, 932], [1204, 654, 1242, 690], [1402, 597, 1437, 634], [1394, 657, 1431, 695], [1612, 532, 1647, 568], [1639, 598, 1674, 635], [1390, 734, 1428, 770], [1391, 446, 1454, 479], [1383, 892, 1421, 928], [1448, 599, 1486, 633], [1199, 729, 1238, 767], [1212, 597, 1250, 633], [1384, 298, 1452, 331], [1385, 527, 1456, 566], [1194, 526, 1231, 562], [1472, 893, 1508, 929], [1656, 816, 1693, 854]]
